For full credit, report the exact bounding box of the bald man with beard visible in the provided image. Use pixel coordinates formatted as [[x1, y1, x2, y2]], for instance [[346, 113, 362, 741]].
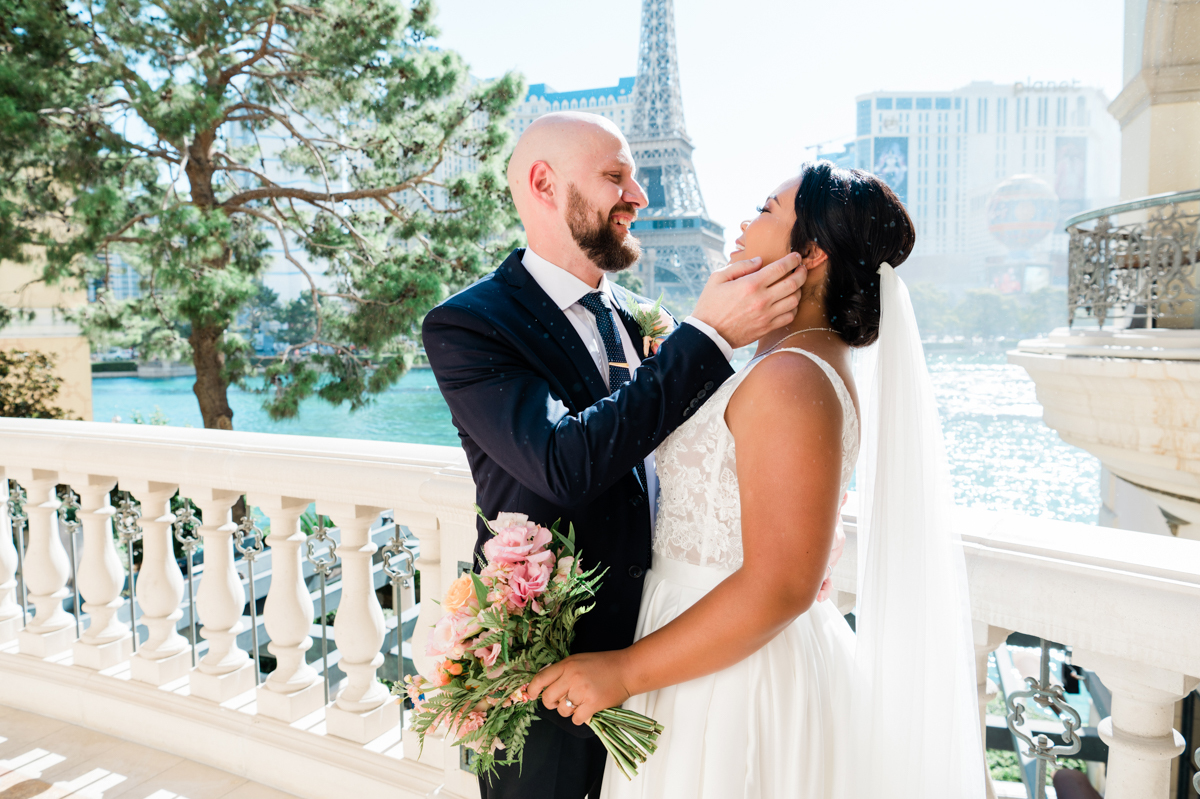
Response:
[[421, 112, 806, 799]]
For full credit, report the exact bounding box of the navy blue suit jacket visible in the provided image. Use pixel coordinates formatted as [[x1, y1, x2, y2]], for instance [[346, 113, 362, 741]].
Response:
[[422, 249, 733, 722]]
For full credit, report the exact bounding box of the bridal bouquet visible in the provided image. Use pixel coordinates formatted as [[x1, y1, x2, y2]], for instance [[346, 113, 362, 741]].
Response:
[[399, 510, 663, 780]]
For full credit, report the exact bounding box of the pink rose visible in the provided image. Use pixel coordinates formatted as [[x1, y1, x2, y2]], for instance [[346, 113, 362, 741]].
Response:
[[508, 559, 552, 609], [449, 709, 487, 739], [473, 642, 502, 669], [483, 514, 554, 567], [426, 605, 483, 659]]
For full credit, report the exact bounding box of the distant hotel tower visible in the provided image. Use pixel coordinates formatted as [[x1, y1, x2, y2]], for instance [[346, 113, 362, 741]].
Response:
[[509, 0, 724, 307], [850, 82, 1120, 293]]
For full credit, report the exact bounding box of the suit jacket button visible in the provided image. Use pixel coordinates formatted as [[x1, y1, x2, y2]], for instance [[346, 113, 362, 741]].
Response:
[[628, 565, 644, 579], [689, 398, 699, 408], [705, 381, 715, 390], [697, 389, 707, 398]]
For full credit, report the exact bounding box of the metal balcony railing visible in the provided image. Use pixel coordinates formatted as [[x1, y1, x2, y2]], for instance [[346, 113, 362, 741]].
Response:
[[1066, 189, 1200, 329]]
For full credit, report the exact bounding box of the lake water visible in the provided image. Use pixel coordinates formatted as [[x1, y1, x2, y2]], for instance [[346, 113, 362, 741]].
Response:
[[92, 348, 1101, 524]]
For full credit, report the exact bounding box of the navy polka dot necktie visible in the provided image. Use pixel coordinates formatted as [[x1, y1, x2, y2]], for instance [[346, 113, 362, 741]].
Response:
[[578, 291, 648, 495]]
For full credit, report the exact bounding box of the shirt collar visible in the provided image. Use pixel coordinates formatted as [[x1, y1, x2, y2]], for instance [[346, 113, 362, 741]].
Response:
[[522, 248, 616, 311]]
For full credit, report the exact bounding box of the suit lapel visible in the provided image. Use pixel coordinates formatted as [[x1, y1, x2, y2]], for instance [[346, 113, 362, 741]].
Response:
[[502, 251, 609, 404]]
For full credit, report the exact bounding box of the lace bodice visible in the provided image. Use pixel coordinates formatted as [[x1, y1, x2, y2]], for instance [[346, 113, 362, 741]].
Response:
[[653, 347, 860, 570]]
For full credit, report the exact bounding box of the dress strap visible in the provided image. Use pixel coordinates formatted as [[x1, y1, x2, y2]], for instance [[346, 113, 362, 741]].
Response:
[[753, 347, 858, 431]]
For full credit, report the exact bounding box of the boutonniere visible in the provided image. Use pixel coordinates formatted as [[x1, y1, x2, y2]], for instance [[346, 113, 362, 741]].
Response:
[[624, 293, 675, 357]]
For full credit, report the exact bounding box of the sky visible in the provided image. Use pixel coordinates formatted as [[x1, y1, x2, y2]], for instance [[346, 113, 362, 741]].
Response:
[[433, 0, 1126, 255]]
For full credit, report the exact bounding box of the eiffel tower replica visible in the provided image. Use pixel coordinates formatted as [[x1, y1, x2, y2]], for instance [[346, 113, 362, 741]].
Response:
[[627, 0, 725, 310]]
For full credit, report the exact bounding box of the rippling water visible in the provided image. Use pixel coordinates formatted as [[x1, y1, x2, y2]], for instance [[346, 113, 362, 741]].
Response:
[[925, 349, 1099, 524], [91, 346, 1101, 524]]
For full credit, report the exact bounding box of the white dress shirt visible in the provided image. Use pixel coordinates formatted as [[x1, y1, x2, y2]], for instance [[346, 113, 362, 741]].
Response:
[[521, 248, 734, 529]]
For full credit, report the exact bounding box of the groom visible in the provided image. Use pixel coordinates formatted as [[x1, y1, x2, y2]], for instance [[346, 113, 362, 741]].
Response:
[[422, 112, 805, 799]]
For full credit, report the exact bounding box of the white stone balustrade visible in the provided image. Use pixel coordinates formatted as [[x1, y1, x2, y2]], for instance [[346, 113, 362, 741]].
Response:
[[254, 493, 323, 722], [13, 468, 74, 657], [185, 486, 253, 701], [323, 501, 396, 743], [125, 479, 189, 685], [0, 418, 1198, 799], [65, 473, 130, 669]]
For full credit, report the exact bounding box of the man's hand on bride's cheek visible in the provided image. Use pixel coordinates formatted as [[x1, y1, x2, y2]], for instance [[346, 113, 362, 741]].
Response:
[[690, 252, 807, 349], [527, 651, 633, 726]]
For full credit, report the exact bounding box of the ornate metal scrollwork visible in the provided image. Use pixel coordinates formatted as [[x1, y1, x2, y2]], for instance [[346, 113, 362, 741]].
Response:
[[305, 513, 339, 703], [114, 492, 143, 650], [173, 499, 202, 666], [57, 487, 82, 637], [234, 512, 267, 683], [8, 482, 28, 625], [381, 523, 417, 683], [1006, 651, 1084, 799], [1068, 194, 1200, 328]]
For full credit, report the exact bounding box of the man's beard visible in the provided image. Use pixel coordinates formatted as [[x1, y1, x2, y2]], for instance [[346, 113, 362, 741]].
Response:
[[567, 184, 642, 273]]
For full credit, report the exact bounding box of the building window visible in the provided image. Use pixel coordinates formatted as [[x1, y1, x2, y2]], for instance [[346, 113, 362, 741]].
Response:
[[876, 97, 893, 110], [977, 98, 988, 133], [935, 97, 951, 110], [916, 98, 932, 110], [896, 98, 913, 110], [857, 100, 871, 136]]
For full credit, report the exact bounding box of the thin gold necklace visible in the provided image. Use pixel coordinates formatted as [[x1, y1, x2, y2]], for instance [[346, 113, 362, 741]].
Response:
[[757, 327, 835, 358]]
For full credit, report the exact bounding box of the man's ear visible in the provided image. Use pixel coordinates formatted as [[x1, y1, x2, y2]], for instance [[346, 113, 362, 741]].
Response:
[[529, 161, 557, 209]]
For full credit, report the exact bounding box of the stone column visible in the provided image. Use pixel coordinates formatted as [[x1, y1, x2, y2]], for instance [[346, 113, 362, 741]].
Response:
[[1075, 650, 1200, 799], [184, 486, 253, 702], [252, 494, 324, 722], [322, 501, 397, 743], [65, 474, 130, 669], [15, 468, 74, 657], [125, 480, 189, 685]]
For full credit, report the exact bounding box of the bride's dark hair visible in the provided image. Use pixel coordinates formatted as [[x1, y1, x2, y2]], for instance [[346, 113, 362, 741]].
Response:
[[790, 161, 915, 347]]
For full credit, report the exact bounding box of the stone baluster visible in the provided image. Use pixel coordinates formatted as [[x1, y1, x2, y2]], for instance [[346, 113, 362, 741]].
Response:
[[125, 480, 189, 685], [183, 486, 254, 702], [63, 474, 130, 669], [13, 468, 74, 657], [322, 501, 397, 743], [1075, 650, 1200, 799], [400, 500, 455, 770], [250, 494, 324, 722], [973, 623, 1010, 799], [0, 476, 20, 643]]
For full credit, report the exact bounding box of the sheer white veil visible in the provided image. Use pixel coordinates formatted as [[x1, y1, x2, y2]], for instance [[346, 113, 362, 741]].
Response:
[[851, 263, 985, 797]]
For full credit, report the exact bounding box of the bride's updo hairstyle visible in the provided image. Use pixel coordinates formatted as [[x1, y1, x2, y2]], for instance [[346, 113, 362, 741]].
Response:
[[790, 161, 915, 347]]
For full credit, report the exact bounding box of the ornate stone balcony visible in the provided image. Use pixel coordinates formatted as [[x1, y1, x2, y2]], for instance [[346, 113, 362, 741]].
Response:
[[1011, 190, 1200, 534], [1, 419, 1198, 798]]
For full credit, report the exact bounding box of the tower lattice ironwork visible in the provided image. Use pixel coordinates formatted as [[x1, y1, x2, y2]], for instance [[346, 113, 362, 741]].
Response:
[[628, 0, 725, 308]]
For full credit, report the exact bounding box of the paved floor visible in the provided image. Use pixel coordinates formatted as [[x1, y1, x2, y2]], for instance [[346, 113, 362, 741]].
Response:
[[0, 706, 300, 799]]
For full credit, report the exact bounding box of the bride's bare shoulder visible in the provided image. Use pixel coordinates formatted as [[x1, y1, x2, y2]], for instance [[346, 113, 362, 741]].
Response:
[[724, 349, 844, 439]]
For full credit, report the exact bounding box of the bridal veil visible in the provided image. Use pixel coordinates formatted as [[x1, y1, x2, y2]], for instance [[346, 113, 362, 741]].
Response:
[[852, 263, 986, 797]]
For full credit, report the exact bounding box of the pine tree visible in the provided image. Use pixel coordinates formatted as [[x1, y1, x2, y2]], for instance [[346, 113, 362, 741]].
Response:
[[1, 0, 522, 429]]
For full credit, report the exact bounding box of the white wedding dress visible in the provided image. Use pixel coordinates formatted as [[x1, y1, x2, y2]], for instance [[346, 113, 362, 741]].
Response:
[[600, 346, 859, 799]]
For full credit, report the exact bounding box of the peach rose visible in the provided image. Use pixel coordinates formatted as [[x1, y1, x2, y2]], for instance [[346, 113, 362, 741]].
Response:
[[443, 574, 476, 614]]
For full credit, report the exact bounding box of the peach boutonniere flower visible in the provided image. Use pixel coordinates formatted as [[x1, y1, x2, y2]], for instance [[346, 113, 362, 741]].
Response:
[[624, 293, 674, 357]]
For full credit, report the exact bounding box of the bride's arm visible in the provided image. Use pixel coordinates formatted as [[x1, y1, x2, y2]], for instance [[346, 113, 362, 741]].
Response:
[[528, 351, 845, 724]]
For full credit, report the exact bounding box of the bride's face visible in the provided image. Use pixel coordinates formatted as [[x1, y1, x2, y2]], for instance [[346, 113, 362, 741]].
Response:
[[729, 177, 800, 265]]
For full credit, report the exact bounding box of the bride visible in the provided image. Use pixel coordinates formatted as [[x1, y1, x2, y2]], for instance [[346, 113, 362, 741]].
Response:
[[528, 161, 986, 798]]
